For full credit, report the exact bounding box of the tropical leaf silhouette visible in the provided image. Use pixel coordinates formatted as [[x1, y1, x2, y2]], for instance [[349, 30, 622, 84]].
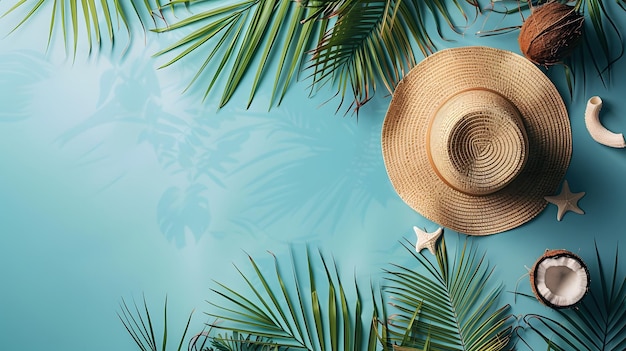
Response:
[[192, 129, 250, 185], [157, 183, 211, 247], [55, 58, 166, 147], [2, 0, 160, 55], [381, 238, 513, 351], [518, 243, 626, 351], [49, 57, 252, 246], [0, 50, 51, 122], [233, 110, 391, 233]]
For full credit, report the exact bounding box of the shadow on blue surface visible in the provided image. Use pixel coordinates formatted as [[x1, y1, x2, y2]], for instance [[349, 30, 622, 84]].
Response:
[[0, 51, 51, 122], [231, 107, 393, 235], [50, 55, 256, 247]]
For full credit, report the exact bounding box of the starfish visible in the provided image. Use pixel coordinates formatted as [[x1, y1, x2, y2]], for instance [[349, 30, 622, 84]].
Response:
[[544, 180, 585, 221], [414, 226, 443, 255]]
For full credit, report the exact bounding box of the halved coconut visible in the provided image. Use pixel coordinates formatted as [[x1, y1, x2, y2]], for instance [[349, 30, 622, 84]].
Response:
[[530, 249, 589, 309]]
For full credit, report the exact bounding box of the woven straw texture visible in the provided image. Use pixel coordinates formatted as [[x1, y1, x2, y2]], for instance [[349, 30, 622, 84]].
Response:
[[382, 46, 571, 235]]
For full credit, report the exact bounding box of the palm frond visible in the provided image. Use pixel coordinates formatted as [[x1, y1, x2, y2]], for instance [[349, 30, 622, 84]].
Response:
[[154, 0, 330, 110], [153, 0, 478, 112], [118, 295, 194, 351], [519, 242, 626, 351], [308, 0, 478, 113], [204, 247, 384, 351], [120, 237, 514, 351], [381, 238, 513, 351], [209, 332, 277, 351], [2, 0, 158, 55]]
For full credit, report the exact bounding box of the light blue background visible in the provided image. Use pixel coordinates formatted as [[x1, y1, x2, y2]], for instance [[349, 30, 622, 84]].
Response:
[[1, 2, 626, 350]]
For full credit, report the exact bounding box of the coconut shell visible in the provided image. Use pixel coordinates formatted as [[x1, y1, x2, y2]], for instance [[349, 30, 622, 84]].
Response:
[[530, 249, 589, 309], [518, 2, 584, 66]]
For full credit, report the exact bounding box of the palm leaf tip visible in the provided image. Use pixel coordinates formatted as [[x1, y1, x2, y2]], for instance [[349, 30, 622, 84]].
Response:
[[3, 0, 158, 55], [118, 295, 194, 351]]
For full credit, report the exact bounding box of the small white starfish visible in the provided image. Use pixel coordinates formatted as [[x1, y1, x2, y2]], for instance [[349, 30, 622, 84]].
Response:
[[413, 226, 443, 255], [544, 180, 585, 221]]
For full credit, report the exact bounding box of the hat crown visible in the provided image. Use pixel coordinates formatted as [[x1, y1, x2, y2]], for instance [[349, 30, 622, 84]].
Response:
[[428, 89, 529, 195], [382, 46, 572, 235]]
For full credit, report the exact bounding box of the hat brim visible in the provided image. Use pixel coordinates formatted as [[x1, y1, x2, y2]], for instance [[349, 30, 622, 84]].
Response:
[[382, 46, 571, 235]]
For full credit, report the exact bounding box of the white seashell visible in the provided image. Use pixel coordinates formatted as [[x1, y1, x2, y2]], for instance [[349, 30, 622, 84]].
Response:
[[585, 96, 626, 148]]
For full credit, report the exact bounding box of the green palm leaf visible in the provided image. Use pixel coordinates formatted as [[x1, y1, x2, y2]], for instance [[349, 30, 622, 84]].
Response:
[[201, 238, 511, 351], [153, 0, 478, 112], [209, 332, 277, 351], [309, 0, 478, 112], [118, 295, 194, 351], [2, 0, 158, 55], [381, 238, 513, 351], [203, 247, 385, 351], [120, 237, 514, 351], [154, 0, 330, 110], [520, 242, 626, 351]]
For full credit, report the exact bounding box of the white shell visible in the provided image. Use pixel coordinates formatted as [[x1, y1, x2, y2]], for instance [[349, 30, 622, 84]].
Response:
[[585, 96, 626, 148]]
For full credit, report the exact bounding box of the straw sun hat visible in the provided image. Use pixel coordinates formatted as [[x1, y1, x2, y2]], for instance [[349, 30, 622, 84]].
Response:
[[382, 46, 572, 235]]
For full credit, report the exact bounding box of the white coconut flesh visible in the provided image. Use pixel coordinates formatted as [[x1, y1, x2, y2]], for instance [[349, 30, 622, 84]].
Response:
[[535, 256, 588, 307]]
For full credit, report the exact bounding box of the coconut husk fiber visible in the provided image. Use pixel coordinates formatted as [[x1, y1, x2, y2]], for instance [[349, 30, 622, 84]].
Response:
[[518, 2, 584, 66]]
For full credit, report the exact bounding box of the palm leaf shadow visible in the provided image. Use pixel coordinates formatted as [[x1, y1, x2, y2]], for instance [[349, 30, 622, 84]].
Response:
[[231, 111, 391, 233], [0, 51, 51, 122], [157, 183, 211, 248], [517, 242, 626, 351], [55, 58, 168, 148], [50, 58, 254, 246]]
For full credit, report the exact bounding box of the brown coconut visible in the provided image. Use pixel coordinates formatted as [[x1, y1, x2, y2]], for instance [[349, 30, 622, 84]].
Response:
[[530, 249, 590, 309], [518, 2, 584, 66]]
